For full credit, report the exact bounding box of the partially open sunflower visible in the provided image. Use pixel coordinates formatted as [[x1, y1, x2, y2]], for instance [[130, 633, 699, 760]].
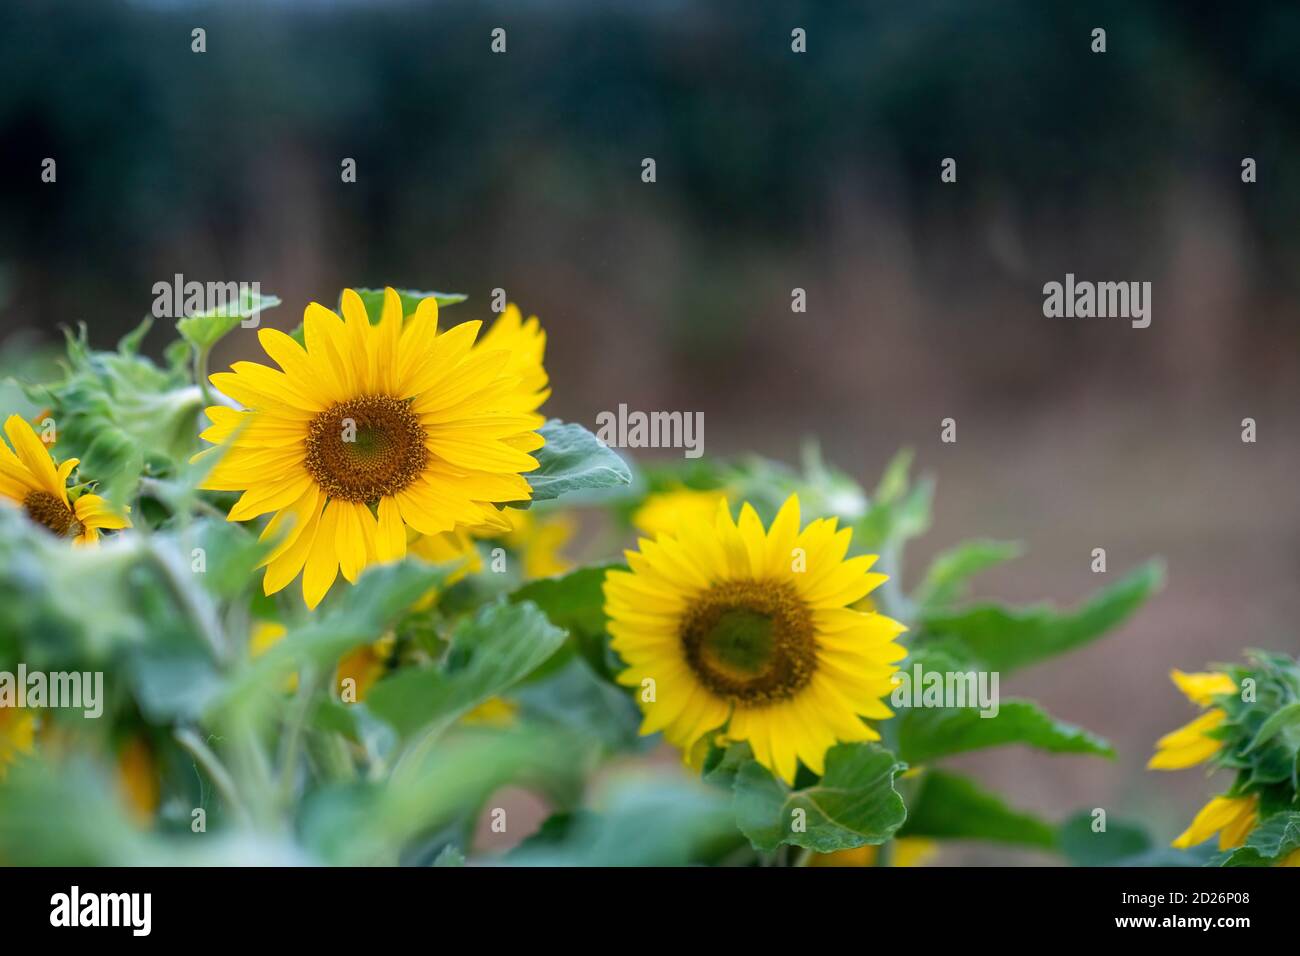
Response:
[[0, 415, 130, 545], [604, 493, 906, 784], [198, 289, 546, 608]]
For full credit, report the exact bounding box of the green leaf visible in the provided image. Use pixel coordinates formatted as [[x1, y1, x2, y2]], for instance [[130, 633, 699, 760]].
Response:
[[509, 774, 736, 866], [509, 658, 643, 753], [1220, 811, 1300, 866], [899, 771, 1057, 848], [854, 476, 933, 552], [510, 564, 620, 680], [127, 647, 223, 722], [873, 449, 914, 505], [917, 560, 1164, 673], [1243, 701, 1300, 754], [351, 287, 467, 321], [176, 290, 282, 351], [733, 743, 907, 853], [1056, 810, 1153, 866], [913, 539, 1023, 609], [524, 419, 632, 503], [898, 699, 1113, 764], [300, 728, 578, 865], [365, 599, 567, 739], [212, 560, 441, 714]]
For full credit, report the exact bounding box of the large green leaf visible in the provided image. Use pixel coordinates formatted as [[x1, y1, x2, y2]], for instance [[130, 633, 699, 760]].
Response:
[[732, 743, 907, 853], [524, 419, 633, 503], [365, 599, 567, 740], [899, 698, 1113, 763], [899, 771, 1056, 848], [916, 560, 1164, 673], [913, 539, 1023, 609]]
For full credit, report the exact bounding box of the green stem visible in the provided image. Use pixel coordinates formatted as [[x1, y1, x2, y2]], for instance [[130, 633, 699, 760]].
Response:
[[277, 669, 320, 805], [195, 344, 213, 407], [145, 540, 228, 665], [175, 727, 250, 826]]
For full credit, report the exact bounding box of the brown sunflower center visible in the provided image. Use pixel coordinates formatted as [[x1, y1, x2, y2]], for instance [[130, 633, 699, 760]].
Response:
[[679, 579, 817, 704], [304, 395, 429, 503], [23, 490, 82, 538]]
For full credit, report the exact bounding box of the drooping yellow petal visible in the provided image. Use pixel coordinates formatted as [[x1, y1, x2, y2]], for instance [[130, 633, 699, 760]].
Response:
[[1170, 669, 1237, 707], [1171, 794, 1257, 850], [1148, 709, 1226, 770]]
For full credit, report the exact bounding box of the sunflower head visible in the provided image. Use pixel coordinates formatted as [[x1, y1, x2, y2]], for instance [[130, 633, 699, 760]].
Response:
[[0, 414, 130, 546], [198, 289, 548, 608], [1152, 653, 1300, 854], [604, 493, 906, 785]]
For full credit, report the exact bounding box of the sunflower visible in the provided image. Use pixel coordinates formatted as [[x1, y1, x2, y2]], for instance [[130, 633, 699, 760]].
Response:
[[0, 414, 130, 545], [633, 486, 730, 539], [604, 493, 906, 785], [1148, 669, 1237, 770], [197, 289, 547, 608]]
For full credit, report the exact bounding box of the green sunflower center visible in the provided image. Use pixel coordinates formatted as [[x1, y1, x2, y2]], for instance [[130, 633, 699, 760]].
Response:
[[680, 579, 817, 704], [23, 491, 82, 538], [305, 395, 429, 503]]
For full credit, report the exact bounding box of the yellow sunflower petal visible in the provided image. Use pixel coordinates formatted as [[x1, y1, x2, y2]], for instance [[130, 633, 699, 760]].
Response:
[[1170, 669, 1238, 707], [3, 414, 63, 499]]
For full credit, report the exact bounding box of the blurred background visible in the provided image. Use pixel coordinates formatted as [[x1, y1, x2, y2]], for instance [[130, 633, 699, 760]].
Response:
[[1, 0, 1298, 862]]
